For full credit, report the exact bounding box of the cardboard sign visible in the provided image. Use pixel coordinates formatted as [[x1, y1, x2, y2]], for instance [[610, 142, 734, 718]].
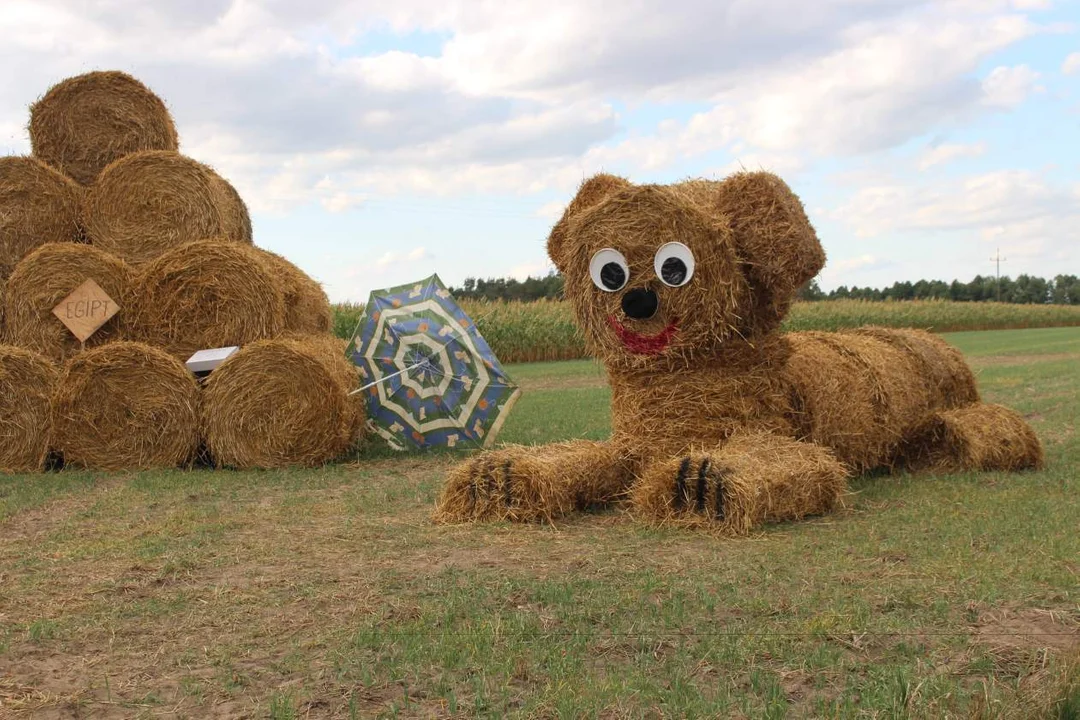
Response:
[[52, 278, 119, 343]]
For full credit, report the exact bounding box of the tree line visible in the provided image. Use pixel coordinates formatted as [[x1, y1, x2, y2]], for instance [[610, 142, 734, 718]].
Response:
[[451, 272, 1080, 305]]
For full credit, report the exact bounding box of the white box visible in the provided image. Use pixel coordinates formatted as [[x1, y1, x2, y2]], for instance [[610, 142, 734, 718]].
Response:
[[186, 346, 239, 376]]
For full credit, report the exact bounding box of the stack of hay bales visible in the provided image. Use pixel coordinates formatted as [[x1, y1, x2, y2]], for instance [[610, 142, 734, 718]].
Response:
[[0, 70, 364, 473]]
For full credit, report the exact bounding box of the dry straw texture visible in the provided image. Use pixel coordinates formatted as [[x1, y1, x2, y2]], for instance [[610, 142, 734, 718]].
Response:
[[0, 156, 84, 279], [255, 248, 333, 334], [28, 70, 179, 185], [82, 150, 251, 265], [50, 341, 199, 470], [0, 345, 58, 473], [851, 326, 979, 407], [903, 403, 1044, 473], [433, 440, 632, 524], [130, 238, 286, 359], [281, 331, 366, 440], [438, 170, 1044, 532], [202, 337, 362, 469], [216, 175, 253, 243], [629, 432, 847, 536], [4, 243, 133, 363]]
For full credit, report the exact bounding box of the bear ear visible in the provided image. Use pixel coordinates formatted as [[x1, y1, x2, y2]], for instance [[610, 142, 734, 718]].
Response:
[[713, 171, 826, 333], [547, 173, 631, 273]]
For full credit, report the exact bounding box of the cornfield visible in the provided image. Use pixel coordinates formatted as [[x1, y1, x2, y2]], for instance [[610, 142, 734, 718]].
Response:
[[334, 298, 1080, 364]]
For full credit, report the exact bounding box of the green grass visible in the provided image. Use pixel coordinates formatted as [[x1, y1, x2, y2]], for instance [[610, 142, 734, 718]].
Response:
[[1, 327, 1078, 718]]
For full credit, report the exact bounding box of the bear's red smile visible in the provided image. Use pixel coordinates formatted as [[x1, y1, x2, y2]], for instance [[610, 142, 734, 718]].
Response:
[[607, 316, 678, 355]]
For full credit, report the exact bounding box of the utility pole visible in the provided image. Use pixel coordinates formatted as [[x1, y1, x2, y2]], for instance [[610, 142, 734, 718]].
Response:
[[990, 247, 1007, 302]]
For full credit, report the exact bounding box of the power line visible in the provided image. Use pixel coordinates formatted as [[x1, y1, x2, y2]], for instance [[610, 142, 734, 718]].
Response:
[[990, 247, 1007, 302]]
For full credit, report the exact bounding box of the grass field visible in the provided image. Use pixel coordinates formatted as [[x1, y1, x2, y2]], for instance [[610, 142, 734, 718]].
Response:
[[333, 299, 1080, 364], [2, 327, 1079, 718]]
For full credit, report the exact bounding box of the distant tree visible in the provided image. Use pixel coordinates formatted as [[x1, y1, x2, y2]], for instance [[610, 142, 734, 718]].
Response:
[[796, 278, 826, 301]]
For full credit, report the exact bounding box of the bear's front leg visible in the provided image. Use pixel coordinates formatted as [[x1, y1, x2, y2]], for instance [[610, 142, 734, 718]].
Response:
[[432, 440, 633, 524], [630, 432, 850, 535]]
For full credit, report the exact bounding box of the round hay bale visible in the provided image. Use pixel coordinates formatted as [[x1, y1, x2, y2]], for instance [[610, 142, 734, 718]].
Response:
[[0, 345, 59, 473], [4, 243, 133, 363], [0, 156, 84, 279], [28, 70, 179, 185], [216, 175, 253, 243], [129, 238, 286, 359], [254, 248, 333, 334], [202, 337, 363, 469], [51, 341, 199, 470], [82, 150, 252, 265], [282, 332, 366, 439]]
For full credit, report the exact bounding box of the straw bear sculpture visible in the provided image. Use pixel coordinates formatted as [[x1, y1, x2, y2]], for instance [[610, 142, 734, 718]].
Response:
[[434, 171, 1044, 534]]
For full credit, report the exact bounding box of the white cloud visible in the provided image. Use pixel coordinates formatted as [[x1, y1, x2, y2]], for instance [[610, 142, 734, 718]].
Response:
[[830, 169, 1080, 243], [711, 152, 805, 178], [321, 192, 365, 213], [0, 0, 1060, 229], [821, 254, 885, 283], [982, 65, 1041, 108], [508, 261, 556, 281], [1063, 52, 1080, 75], [917, 142, 987, 170], [535, 200, 566, 220]]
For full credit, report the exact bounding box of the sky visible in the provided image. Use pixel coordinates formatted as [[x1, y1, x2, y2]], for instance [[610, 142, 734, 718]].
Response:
[[1, 0, 1077, 303]]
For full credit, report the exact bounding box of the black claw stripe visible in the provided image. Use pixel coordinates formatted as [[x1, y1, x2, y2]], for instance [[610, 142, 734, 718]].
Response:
[[467, 480, 477, 510], [713, 465, 728, 520], [502, 460, 514, 507], [673, 457, 691, 510], [695, 459, 710, 511]]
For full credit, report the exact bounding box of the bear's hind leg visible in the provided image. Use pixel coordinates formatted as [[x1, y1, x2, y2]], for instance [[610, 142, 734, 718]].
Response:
[[898, 403, 1044, 473], [630, 432, 849, 535]]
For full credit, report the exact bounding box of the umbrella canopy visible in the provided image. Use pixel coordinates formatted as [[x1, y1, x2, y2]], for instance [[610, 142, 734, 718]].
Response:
[[346, 273, 522, 451]]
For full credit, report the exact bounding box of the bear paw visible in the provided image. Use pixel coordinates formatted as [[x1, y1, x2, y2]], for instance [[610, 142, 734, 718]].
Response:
[[632, 454, 733, 526]]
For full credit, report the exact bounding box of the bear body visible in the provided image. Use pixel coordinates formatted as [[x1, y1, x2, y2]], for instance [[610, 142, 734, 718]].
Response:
[[434, 171, 1044, 533]]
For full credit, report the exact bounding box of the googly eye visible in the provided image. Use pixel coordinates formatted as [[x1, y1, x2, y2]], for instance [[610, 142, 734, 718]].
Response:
[[589, 248, 630, 292], [653, 242, 695, 287]]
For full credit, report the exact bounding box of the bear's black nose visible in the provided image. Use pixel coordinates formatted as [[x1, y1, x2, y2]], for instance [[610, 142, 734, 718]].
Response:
[[622, 287, 658, 320]]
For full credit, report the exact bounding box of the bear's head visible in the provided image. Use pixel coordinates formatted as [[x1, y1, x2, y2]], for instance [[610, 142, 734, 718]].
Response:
[[547, 170, 825, 367]]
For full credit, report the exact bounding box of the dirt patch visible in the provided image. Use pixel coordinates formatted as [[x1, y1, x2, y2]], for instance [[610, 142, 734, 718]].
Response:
[[974, 606, 1080, 653], [0, 475, 123, 541]]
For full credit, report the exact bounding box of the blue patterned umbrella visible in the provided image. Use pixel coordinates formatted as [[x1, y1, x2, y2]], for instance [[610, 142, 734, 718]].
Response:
[[345, 274, 522, 451]]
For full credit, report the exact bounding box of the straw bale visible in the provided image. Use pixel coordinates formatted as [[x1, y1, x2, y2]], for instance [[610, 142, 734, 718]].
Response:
[[4, 243, 133, 363], [254, 248, 333, 334], [279, 331, 366, 440], [28, 70, 178, 185], [82, 150, 251, 265], [783, 330, 937, 471], [438, 169, 1043, 534], [0, 345, 59, 473], [202, 337, 362, 469], [901, 403, 1044, 473], [433, 440, 632, 524], [677, 171, 825, 337], [852, 326, 978, 408], [129, 238, 285, 359], [50, 341, 200, 470], [606, 338, 798, 458], [629, 432, 847, 535], [215, 175, 254, 244], [0, 156, 84, 279]]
